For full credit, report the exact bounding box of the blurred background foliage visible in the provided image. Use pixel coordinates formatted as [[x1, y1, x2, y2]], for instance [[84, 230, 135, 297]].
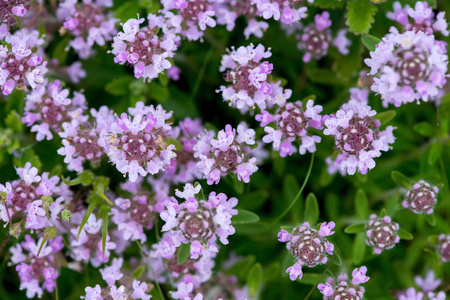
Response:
[[1, 0, 450, 299]]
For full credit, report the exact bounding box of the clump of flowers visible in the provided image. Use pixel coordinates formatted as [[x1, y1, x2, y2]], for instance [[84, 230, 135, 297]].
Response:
[[57, 106, 114, 173], [9, 235, 65, 299], [22, 80, 87, 141], [103, 103, 176, 182], [296, 11, 351, 63], [161, 0, 217, 41], [324, 99, 396, 176], [0, 0, 27, 26], [256, 98, 323, 157], [396, 270, 446, 300], [364, 30, 448, 107], [0, 163, 71, 230], [386, 1, 449, 36], [278, 221, 335, 281], [318, 266, 370, 299], [253, 0, 309, 24], [194, 123, 259, 185], [402, 180, 439, 214], [160, 183, 238, 259], [0, 29, 47, 95], [218, 43, 273, 110], [111, 15, 178, 82], [438, 234, 450, 262], [365, 214, 400, 254], [57, 0, 118, 59]]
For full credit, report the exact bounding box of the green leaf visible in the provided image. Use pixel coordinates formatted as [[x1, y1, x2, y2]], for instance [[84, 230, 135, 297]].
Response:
[[361, 34, 381, 52], [310, 0, 345, 9], [304, 193, 319, 225], [306, 69, 347, 86], [5, 110, 23, 133], [148, 81, 170, 102], [319, 165, 335, 187], [132, 265, 146, 279], [428, 142, 441, 165], [391, 171, 412, 189], [346, 0, 378, 35], [177, 242, 191, 265], [376, 110, 396, 126], [425, 214, 436, 226], [227, 255, 256, 281], [232, 209, 260, 225], [397, 228, 413, 240], [166, 137, 183, 151], [333, 252, 342, 265], [61, 170, 95, 186], [428, 235, 439, 244], [355, 189, 369, 220], [105, 76, 133, 96], [247, 263, 263, 297], [100, 206, 110, 256], [380, 208, 387, 218], [13, 148, 42, 170], [413, 122, 434, 137], [370, 0, 387, 3], [283, 174, 299, 203], [263, 262, 281, 283], [299, 273, 322, 285], [344, 223, 366, 234], [93, 177, 113, 206], [194, 182, 205, 201], [352, 233, 367, 264], [37, 227, 57, 256], [115, 0, 140, 21], [77, 193, 101, 239]]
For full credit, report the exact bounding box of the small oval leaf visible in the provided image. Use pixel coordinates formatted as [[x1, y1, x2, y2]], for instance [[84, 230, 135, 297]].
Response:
[[194, 182, 205, 201], [247, 263, 263, 297], [361, 34, 381, 52], [177, 242, 191, 265], [232, 209, 260, 225], [353, 233, 367, 264], [413, 122, 434, 137], [355, 189, 369, 220], [304, 193, 319, 225], [391, 171, 412, 189], [425, 214, 436, 226], [397, 228, 414, 240], [344, 223, 366, 234], [299, 273, 322, 285], [428, 143, 441, 165], [376, 110, 396, 126]]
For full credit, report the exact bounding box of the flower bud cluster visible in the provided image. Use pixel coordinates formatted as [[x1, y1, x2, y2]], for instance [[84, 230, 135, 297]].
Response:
[[365, 214, 400, 254], [0, 0, 27, 26], [403, 180, 439, 214], [318, 266, 370, 300], [253, 0, 309, 25], [438, 234, 450, 262]]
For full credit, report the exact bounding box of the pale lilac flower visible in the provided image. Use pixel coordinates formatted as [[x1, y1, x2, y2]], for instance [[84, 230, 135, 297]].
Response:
[[324, 99, 396, 175], [111, 15, 178, 82], [57, 0, 118, 59], [403, 180, 439, 214], [218, 43, 273, 110], [318, 267, 369, 299], [0, 29, 47, 95], [160, 183, 238, 259], [397, 270, 446, 300], [66, 61, 87, 83], [415, 271, 442, 293], [438, 234, 450, 262], [278, 222, 335, 281], [349, 87, 369, 104], [365, 214, 400, 254], [167, 65, 181, 81], [256, 97, 323, 157], [365, 30, 448, 107], [194, 123, 259, 185], [253, 0, 308, 24]]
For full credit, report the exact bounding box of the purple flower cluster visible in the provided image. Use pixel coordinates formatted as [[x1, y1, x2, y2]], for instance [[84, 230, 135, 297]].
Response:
[[278, 221, 335, 281], [402, 180, 439, 214], [0, 163, 71, 230], [365, 30, 448, 107], [396, 271, 446, 300], [0, 0, 27, 26], [253, 0, 309, 25], [194, 123, 259, 184], [0, 28, 47, 95], [318, 266, 370, 300], [160, 183, 238, 259], [365, 214, 400, 255], [438, 234, 450, 263], [103, 103, 177, 182], [296, 11, 351, 63], [10, 235, 64, 298], [387, 1, 449, 36], [256, 98, 323, 157], [324, 99, 396, 175], [219, 43, 273, 110], [57, 0, 118, 59], [111, 14, 179, 82], [22, 80, 87, 141]]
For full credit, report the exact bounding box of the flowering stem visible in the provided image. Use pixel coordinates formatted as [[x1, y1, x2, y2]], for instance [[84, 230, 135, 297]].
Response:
[[136, 242, 165, 300], [303, 249, 337, 300], [272, 152, 315, 225]]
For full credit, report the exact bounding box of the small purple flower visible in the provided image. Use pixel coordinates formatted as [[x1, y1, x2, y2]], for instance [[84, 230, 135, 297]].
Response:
[[160, 183, 238, 259], [66, 61, 87, 84], [219, 43, 273, 110], [318, 266, 369, 299], [253, 0, 308, 25], [256, 97, 323, 157], [364, 30, 448, 107], [396, 270, 446, 300], [324, 99, 396, 175], [402, 180, 439, 214], [57, 0, 118, 59], [111, 15, 178, 82], [103, 103, 176, 182], [278, 222, 335, 281], [438, 234, 450, 262], [365, 214, 400, 254], [0, 0, 27, 26], [194, 123, 259, 185]]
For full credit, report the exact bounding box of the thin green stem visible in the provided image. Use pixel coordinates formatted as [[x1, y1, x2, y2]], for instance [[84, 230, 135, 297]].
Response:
[[303, 249, 337, 300], [189, 46, 215, 103], [137, 242, 165, 300], [272, 152, 315, 225]]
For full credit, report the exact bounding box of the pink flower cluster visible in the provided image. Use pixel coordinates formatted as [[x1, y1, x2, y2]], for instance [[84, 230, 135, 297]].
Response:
[[318, 266, 370, 299], [0, 0, 27, 26], [403, 180, 439, 214], [396, 271, 446, 300], [278, 221, 335, 281], [253, 0, 310, 25], [324, 99, 396, 175], [160, 183, 238, 259], [365, 214, 400, 255]]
